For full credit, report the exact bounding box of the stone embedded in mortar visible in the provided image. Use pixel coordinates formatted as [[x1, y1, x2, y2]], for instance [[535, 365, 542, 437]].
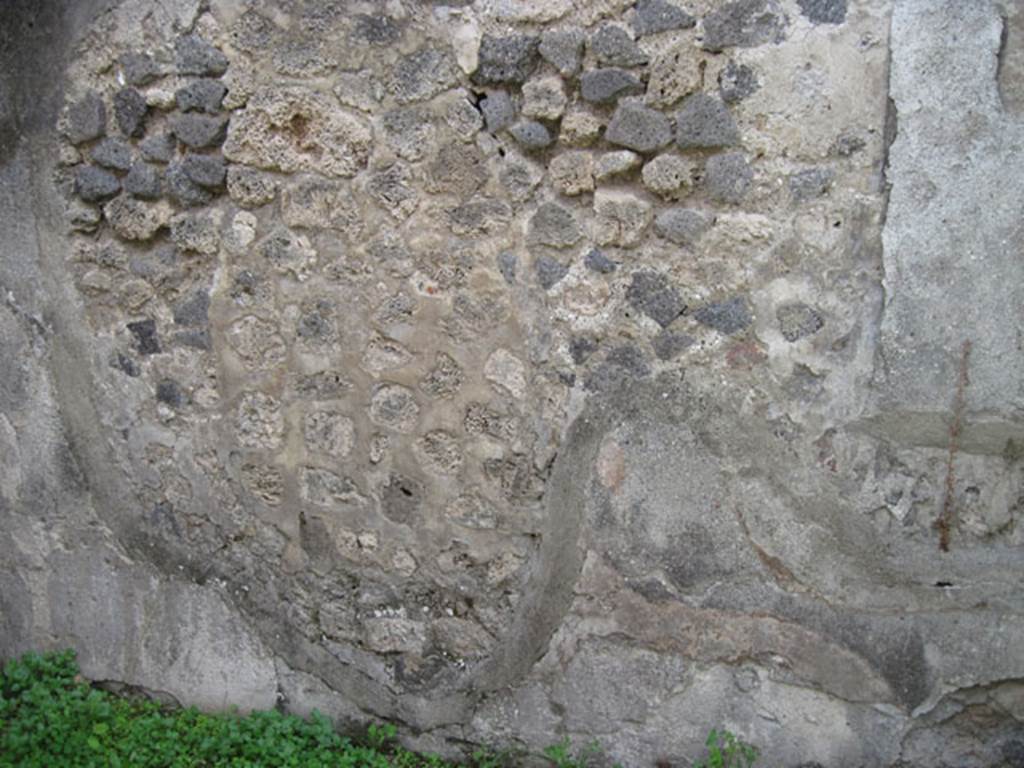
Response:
[[176, 79, 227, 114], [67, 201, 101, 233], [258, 228, 317, 279], [170, 113, 228, 149], [381, 106, 435, 162], [366, 163, 418, 219], [508, 120, 554, 150], [580, 68, 644, 104], [139, 133, 175, 163], [156, 379, 185, 408], [694, 296, 752, 334], [333, 70, 383, 113], [675, 94, 739, 148], [719, 61, 760, 104], [480, 90, 515, 133], [464, 403, 518, 442], [74, 166, 120, 202], [417, 430, 463, 474], [353, 13, 403, 45], [522, 77, 568, 121], [361, 335, 413, 374], [560, 110, 604, 145], [569, 335, 598, 364], [126, 318, 160, 355], [227, 166, 276, 208], [473, 34, 540, 85], [701, 0, 788, 52], [595, 149, 642, 179], [170, 211, 221, 255], [585, 248, 618, 273], [113, 88, 148, 138], [224, 87, 371, 178], [181, 153, 226, 189], [797, 0, 846, 24], [626, 270, 685, 327], [535, 255, 569, 290], [528, 202, 582, 248], [90, 138, 133, 171], [593, 189, 653, 246], [388, 47, 458, 104], [496, 252, 517, 284], [119, 52, 160, 86], [363, 617, 426, 654], [301, 468, 365, 508], [484, 349, 528, 399], [539, 27, 585, 76], [175, 34, 228, 76], [645, 45, 702, 108], [173, 290, 209, 327], [606, 101, 673, 153], [304, 410, 355, 458], [789, 167, 834, 201], [165, 162, 213, 207], [64, 92, 106, 145], [633, 0, 696, 37], [549, 151, 595, 196], [104, 196, 171, 241], [654, 208, 712, 245], [642, 154, 695, 198], [369, 384, 420, 433], [652, 329, 695, 359], [444, 91, 484, 139], [228, 316, 286, 369], [123, 162, 162, 199], [421, 353, 464, 399], [589, 24, 648, 67], [705, 152, 753, 203], [776, 303, 824, 341], [237, 392, 283, 449]]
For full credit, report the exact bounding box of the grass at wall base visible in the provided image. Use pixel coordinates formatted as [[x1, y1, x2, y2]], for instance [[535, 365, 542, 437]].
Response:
[[0, 649, 758, 767]]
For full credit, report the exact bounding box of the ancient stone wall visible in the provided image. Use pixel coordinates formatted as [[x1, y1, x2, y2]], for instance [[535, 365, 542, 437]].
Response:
[[1, 0, 1023, 765]]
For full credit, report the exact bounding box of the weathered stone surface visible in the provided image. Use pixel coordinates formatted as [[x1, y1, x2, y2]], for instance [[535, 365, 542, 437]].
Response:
[[521, 77, 567, 120], [641, 154, 695, 198], [645, 45, 702, 108], [593, 189, 652, 246], [528, 202, 581, 248], [64, 92, 106, 144], [654, 207, 711, 244], [139, 133, 175, 163], [104, 196, 171, 241], [170, 113, 228, 149], [580, 68, 644, 104], [480, 90, 515, 133], [538, 27, 584, 75], [694, 296, 752, 334], [175, 34, 228, 76], [589, 25, 647, 67], [633, 0, 696, 37], [584, 248, 617, 273], [113, 88, 147, 137], [508, 120, 553, 150], [165, 162, 213, 207], [123, 162, 161, 199], [626, 270, 685, 327], [776, 302, 824, 341], [223, 88, 371, 177], [719, 61, 759, 104], [369, 384, 420, 433], [548, 151, 594, 196], [535, 255, 569, 289], [701, 0, 788, 52], [704, 152, 752, 203], [74, 165, 121, 202], [126, 318, 160, 355], [595, 149, 641, 179], [388, 48, 458, 104], [182, 153, 226, 189], [226, 166, 276, 207], [176, 79, 227, 114], [675, 94, 740, 148], [797, 0, 846, 25], [119, 52, 160, 86], [605, 101, 673, 152], [789, 167, 834, 201], [90, 138, 133, 171], [473, 35, 540, 85]]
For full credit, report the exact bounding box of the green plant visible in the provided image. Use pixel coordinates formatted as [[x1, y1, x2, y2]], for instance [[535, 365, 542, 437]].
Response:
[[693, 728, 759, 768], [543, 737, 612, 768]]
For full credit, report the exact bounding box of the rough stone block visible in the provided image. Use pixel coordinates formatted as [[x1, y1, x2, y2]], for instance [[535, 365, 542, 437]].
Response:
[[90, 138, 133, 171], [509, 120, 554, 150], [633, 0, 696, 37], [119, 52, 160, 86], [175, 34, 228, 76], [701, 0, 788, 52], [675, 93, 739, 148], [175, 79, 227, 114], [539, 27, 584, 76], [123, 162, 162, 199], [626, 270, 685, 327], [74, 165, 120, 202], [473, 34, 540, 85], [606, 101, 673, 153], [114, 88, 148, 137], [589, 25, 647, 67], [64, 92, 106, 145], [694, 296, 752, 334], [705, 152, 753, 203], [170, 113, 228, 149], [580, 68, 644, 104], [654, 207, 712, 245]]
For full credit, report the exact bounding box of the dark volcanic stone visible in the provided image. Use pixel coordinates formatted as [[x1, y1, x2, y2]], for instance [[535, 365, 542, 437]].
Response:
[[508, 120, 553, 150], [181, 153, 226, 189], [701, 0, 788, 52], [705, 152, 753, 204], [111, 352, 140, 377], [497, 252, 517, 284], [606, 344, 650, 377], [74, 166, 121, 202], [590, 24, 647, 67], [65, 92, 107, 145], [165, 162, 213, 207], [353, 14, 402, 44], [175, 79, 227, 113], [119, 52, 161, 86], [175, 329, 211, 350], [797, 0, 846, 24], [719, 61, 759, 104], [480, 90, 515, 133], [633, 0, 696, 36], [173, 290, 210, 326], [473, 35, 540, 85], [580, 68, 644, 103], [123, 162, 162, 199], [626, 271, 685, 328], [675, 93, 739, 148], [114, 88, 148, 138], [140, 133, 175, 163], [789, 167, 834, 201], [694, 296, 752, 334], [169, 114, 228, 149], [127, 318, 160, 355], [156, 378, 184, 408], [652, 330, 695, 360], [585, 248, 618, 274], [175, 34, 228, 76], [569, 336, 598, 364], [539, 27, 585, 76], [654, 208, 712, 245], [90, 138, 133, 170], [535, 255, 569, 290], [606, 101, 673, 153]]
